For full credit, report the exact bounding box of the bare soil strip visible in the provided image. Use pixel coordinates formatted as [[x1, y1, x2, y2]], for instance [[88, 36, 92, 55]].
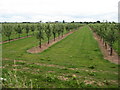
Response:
[[27, 30, 77, 53], [89, 27, 119, 64], [0, 35, 32, 44]]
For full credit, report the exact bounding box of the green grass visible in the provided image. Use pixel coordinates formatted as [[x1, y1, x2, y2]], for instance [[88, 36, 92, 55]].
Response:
[[2, 26, 119, 88]]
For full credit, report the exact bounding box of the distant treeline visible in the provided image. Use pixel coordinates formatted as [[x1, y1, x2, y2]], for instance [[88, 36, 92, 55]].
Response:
[[0, 20, 117, 24]]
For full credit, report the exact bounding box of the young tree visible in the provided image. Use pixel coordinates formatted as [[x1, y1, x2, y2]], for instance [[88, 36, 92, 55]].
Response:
[[31, 25, 35, 35], [52, 24, 57, 41], [60, 24, 64, 37], [15, 25, 22, 38], [14, 25, 18, 34], [36, 24, 44, 48], [25, 25, 30, 37], [106, 24, 117, 56], [3, 25, 12, 41], [57, 24, 61, 38], [45, 24, 52, 44], [101, 23, 108, 49], [65, 24, 70, 33]]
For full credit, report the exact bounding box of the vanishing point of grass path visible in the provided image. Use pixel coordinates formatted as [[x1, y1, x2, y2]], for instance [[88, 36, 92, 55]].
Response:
[[2, 26, 119, 88]]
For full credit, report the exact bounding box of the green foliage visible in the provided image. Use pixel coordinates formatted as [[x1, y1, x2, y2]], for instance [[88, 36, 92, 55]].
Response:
[[2, 23, 37, 41], [15, 25, 22, 38], [36, 24, 44, 40], [31, 25, 35, 35], [3, 25, 12, 41], [25, 25, 30, 36], [52, 24, 57, 41], [45, 24, 52, 44], [106, 24, 118, 47], [36, 24, 44, 48]]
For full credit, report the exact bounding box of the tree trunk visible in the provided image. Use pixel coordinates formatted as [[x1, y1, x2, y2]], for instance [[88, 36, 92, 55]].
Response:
[[54, 35, 55, 41], [8, 37, 10, 42], [105, 42, 107, 49], [110, 47, 113, 56], [19, 34, 20, 38], [48, 37, 49, 44], [58, 34, 60, 38], [39, 39, 41, 48], [102, 39, 104, 44]]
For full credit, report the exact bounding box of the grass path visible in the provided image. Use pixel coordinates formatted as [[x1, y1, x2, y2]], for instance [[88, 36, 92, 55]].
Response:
[[2, 26, 119, 88], [27, 30, 76, 53]]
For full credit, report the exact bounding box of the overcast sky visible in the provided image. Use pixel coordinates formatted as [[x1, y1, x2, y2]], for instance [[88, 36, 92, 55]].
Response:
[[0, 0, 119, 22]]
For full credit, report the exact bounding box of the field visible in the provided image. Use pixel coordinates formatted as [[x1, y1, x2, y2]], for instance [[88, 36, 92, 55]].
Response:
[[2, 25, 119, 88]]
